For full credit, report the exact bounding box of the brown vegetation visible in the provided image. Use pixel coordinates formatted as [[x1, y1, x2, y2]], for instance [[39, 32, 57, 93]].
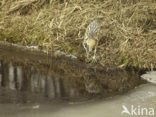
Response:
[[0, 0, 156, 69]]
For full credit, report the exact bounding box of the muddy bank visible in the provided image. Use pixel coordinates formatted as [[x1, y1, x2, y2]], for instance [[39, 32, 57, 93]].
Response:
[[0, 41, 146, 99]]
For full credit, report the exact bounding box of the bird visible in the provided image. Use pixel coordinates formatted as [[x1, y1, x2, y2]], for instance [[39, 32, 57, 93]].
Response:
[[84, 77, 101, 93], [83, 20, 100, 61]]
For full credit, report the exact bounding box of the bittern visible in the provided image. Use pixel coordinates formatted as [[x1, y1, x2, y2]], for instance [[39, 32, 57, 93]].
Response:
[[83, 20, 100, 60]]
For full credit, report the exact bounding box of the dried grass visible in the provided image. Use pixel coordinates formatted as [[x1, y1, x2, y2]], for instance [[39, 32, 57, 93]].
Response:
[[0, 0, 156, 69]]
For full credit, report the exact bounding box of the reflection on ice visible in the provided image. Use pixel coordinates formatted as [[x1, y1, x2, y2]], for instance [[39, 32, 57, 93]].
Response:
[[54, 77, 61, 97], [16, 66, 23, 90], [0, 59, 146, 102], [8, 63, 15, 90], [0, 61, 1, 87], [0, 74, 2, 87], [46, 75, 56, 98], [0, 61, 82, 99]]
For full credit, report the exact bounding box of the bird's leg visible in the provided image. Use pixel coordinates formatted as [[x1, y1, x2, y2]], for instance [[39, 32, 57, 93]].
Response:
[[87, 53, 89, 59], [92, 40, 98, 61], [83, 41, 90, 60], [92, 47, 96, 61]]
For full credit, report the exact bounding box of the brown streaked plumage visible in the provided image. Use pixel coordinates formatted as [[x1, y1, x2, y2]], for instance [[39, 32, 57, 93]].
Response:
[[83, 20, 100, 60]]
